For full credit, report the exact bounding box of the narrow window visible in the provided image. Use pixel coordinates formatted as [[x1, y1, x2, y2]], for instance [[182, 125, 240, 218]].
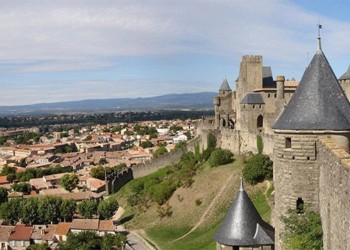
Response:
[[285, 137, 292, 148], [253, 105, 255, 109], [296, 198, 304, 213], [268, 94, 270, 98]]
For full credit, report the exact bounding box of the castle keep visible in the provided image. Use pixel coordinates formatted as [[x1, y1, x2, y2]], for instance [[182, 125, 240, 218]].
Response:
[[202, 35, 350, 249]]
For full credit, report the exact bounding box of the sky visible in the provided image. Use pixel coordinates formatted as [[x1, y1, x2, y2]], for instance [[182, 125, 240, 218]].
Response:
[[1, 0, 350, 106]]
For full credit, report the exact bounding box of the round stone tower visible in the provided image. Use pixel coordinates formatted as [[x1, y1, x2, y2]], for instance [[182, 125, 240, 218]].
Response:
[[272, 38, 350, 248]]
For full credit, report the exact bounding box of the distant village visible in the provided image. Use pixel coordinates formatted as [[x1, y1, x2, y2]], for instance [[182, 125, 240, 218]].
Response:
[[0, 119, 195, 249]]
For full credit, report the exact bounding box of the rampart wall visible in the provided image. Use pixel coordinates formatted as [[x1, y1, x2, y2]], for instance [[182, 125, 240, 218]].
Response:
[[107, 148, 184, 193], [318, 139, 350, 249], [220, 128, 274, 156]]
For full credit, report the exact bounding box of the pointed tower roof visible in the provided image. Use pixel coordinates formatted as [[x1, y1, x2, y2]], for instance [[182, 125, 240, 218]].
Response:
[[214, 178, 274, 246], [339, 65, 350, 81], [273, 42, 350, 130], [219, 78, 231, 91]]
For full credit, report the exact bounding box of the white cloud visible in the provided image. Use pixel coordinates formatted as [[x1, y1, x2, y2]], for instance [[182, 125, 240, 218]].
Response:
[[1, 0, 350, 105]]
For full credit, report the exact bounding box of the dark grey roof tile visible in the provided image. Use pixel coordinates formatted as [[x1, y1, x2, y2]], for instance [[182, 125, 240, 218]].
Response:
[[240, 93, 265, 104], [273, 50, 350, 130]]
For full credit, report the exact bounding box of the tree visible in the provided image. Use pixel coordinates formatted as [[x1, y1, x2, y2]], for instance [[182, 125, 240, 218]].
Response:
[[140, 140, 154, 148], [0, 198, 22, 225], [154, 146, 167, 158], [98, 198, 119, 220], [243, 154, 273, 185], [60, 174, 79, 192], [26, 243, 50, 250], [84, 135, 92, 141], [21, 197, 39, 225], [281, 205, 323, 250], [77, 200, 98, 219], [38, 196, 63, 224], [99, 158, 108, 165], [101, 233, 127, 250], [0, 165, 16, 176], [257, 134, 264, 154], [60, 199, 76, 222], [58, 231, 101, 250], [91, 166, 106, 180], [208, 148, 234, 167], [6, 173, 16, 182], [207, 133, 217, 149], [0, 187, 8, 203], [12, 182, 32, 194]]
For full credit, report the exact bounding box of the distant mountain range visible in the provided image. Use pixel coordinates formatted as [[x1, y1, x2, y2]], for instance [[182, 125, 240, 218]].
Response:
[[0, 92, 217, 115]]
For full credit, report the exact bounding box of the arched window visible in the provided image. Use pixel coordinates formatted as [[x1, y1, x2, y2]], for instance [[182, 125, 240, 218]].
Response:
[[221, 118, 226, 127], [257, 115, 263, 129], [296, 198, 304, 213]]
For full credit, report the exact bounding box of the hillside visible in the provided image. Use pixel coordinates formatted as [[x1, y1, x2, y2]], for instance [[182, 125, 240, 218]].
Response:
[[114, 156, 273, 250], [0, 92, 217, 115]]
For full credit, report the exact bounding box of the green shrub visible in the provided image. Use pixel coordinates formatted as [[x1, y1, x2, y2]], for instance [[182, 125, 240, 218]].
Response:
[[243, 154, 273, 185], [257, 134, 264, 154], [208, 148, 234, 167], [207, 133, 217, 149], [281, 205, 323, 250], [195, 199, 202, 206]]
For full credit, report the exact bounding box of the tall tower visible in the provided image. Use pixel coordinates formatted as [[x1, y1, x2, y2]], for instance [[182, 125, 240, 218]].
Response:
[[272, 32, 350, 248]]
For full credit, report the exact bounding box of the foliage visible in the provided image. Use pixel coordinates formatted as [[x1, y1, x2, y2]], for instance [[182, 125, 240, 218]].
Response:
[[243, 154, 273, 185], [99, 158, 108, 165], [0, 165, 16, 176], [208, 148, 233, 167], [257, 134, 264, 154], [91, 164, 127, 180], [0, 198, 22, 225], [78, 200, 98, 219], [207, 132, 217, 149], [0, 187, 7, 203], [157, 203, 173, 219], [98, 198, 119, 220], [15, 165, 73, 182], [0, 196, 76, 225], [60, 173, 79, 192], [175, 141, 187, 150], [21, 197, 39, 225], [38, 196, 63, 224], [140, 140, 154, 148], [84, 135, 92, 141], [154, 146, 167, 157], [194, 142, 200, 161], [58, 231, 127, 250], [12, 182, 32, 194], [27, 243, 50, 250], [281, 206, 323, 250], [60, 199, 76, 222], [195, 199, 202, 206], [6, 173, 16, 182]]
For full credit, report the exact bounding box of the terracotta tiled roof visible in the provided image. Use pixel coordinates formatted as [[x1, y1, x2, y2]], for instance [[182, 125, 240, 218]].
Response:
[[98, 220, 115, 231], [56, 223, 71, 235], [8, 225, 33, 241], [70, 219, 99, 230], [0, 226, 14, 241], [0, 176, 9, 185], [31, 225, 57, 240], [87, 178, 106, 190]]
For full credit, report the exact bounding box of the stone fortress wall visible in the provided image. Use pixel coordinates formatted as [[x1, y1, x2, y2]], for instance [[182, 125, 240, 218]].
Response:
[[318, 138, 350, 249]]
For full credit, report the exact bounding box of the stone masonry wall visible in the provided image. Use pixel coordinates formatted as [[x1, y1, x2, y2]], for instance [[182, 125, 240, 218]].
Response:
[[220, 128, 274, 156], [273, 133, 319, 249], [318, 139, 350, 249]]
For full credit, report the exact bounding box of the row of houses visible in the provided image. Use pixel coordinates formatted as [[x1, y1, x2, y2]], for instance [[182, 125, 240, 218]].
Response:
[[0, 219, 119, 250]]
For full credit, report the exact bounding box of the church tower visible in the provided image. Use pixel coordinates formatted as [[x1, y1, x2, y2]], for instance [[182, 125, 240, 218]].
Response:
[[272, 32, 350, 248]]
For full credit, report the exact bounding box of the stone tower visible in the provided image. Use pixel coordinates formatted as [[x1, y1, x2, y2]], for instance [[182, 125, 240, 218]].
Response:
[[339, 65, 350, 100], [214, 79, 234, 129], [272, 38, 350, 248], [214, 178, 274, 250], [235, 56, 263, 130]]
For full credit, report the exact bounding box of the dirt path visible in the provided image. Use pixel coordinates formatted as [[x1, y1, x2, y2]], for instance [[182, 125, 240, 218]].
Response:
[[173, 172, 235, 241]]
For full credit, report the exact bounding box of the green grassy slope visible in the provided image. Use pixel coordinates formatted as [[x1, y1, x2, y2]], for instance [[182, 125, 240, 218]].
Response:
[[113, 156, 273, 250]]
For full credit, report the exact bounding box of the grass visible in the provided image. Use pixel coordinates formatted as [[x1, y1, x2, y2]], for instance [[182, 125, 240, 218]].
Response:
[[114, 154, 272, 250]]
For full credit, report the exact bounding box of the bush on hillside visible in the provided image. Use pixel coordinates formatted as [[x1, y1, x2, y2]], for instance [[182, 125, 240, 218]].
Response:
[[208, 148, 234, 167], [281, 205, 323, 250], [243, 154, 273, 185]]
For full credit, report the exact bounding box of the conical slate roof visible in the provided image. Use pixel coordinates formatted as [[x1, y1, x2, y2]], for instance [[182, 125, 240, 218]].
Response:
[[339, 65, 350, 80], [214, 179, 274, 246], [273, 49, 350, 130], [219, 78, 231, 91]]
